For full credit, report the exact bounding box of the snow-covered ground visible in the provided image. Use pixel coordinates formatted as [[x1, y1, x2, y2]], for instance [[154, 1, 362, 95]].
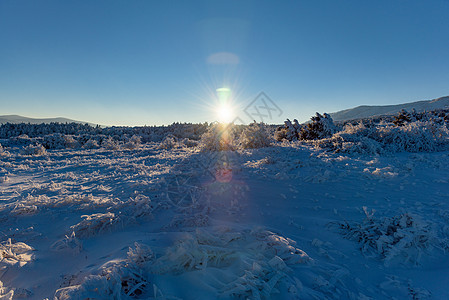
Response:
[[1, 136, 449, 299]]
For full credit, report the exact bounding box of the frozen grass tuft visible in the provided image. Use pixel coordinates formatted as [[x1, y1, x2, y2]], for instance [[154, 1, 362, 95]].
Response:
[[0, 238, 35, 268], [70, 212, 122, 238], [335, 208, 449, 266]]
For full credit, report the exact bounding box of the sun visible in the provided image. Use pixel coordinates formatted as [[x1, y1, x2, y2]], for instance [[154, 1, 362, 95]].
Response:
[[215, 87, 235, 123], [216, 103, 234, 123]]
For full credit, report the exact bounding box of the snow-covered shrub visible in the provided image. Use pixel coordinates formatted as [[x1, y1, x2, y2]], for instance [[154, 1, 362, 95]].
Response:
[[20, 143, 47, 156], [0, 144, 9, 157], [123, 135, 141, 150], [70, 212, 122, 238], [238, 122, 272, 149], [158, 134, 178, 150], [300, 113, 337, 140], [274, 119, 301, 141], [336, 209, 449, 266], [199, 123, 237, 151]]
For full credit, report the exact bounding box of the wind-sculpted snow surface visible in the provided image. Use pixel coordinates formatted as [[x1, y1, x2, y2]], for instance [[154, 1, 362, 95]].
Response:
[[1, 121, 449, 298]]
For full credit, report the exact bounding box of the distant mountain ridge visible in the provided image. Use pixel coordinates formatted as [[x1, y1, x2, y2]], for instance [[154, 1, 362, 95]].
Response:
[[330, 96, 449, 122], [0, 115, 95, 125]]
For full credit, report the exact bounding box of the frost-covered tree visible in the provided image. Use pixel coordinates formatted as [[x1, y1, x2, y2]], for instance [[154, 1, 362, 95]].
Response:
[[274, 119, 301, 141], [299, 113, 336, 140]]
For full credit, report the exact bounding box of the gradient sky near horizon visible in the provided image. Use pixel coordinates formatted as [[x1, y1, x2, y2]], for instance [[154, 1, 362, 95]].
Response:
[[1, 0, 449, 126]]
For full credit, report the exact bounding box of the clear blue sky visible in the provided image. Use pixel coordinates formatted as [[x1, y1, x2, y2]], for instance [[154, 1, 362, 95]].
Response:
[[1, 0, 448, 126]]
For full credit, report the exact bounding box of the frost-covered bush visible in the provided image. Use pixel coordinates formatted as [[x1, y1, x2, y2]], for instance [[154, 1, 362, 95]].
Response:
[[158, 134, 178, 150], [300, 112, 337, 140], [199, 123, 238, 151], [101, 137, 119, 150], [20, 143, 47, 156], [82, 139, 99, 149], [336, 209, 449, 266], [238, 122, 272, 149]]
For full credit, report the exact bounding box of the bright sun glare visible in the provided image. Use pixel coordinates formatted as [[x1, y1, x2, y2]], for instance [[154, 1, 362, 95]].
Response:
[[216, 87, 234, 123]]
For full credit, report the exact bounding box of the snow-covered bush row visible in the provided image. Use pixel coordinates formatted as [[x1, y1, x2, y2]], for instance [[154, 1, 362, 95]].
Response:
[[0, 122, 208, 141], [199, 122, 273, 151], [0, 122, 100, 139], [1, 121, 275, 151], [0, 122, 209, 151], [335, 208, 449, 266], [313, 120, 449, 154], [274, 109, 449, 153]]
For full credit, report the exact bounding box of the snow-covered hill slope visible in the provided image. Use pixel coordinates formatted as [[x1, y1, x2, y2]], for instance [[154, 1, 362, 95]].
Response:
[[0, 114, 93, 125], [330, 96, 449, 121]]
